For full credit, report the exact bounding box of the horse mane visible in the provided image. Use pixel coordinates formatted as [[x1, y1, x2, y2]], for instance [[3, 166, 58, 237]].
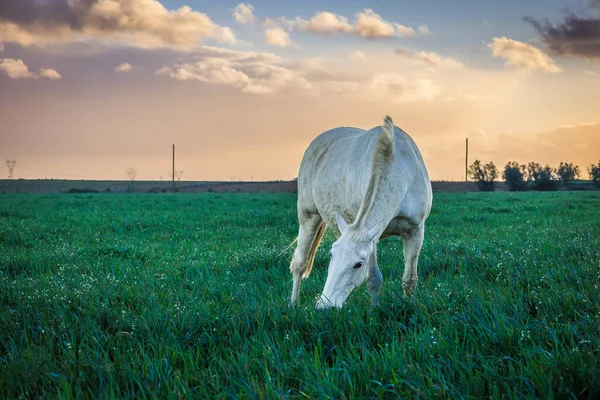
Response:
[[352, 116, 395, 233]]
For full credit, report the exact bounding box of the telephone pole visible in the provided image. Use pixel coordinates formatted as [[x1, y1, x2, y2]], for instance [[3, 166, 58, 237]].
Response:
[[172, 143, 175, 192], [465, 138, 469, 182]]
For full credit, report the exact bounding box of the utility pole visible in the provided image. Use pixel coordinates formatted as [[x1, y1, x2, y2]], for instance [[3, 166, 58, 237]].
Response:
[[6, 160, 16, 179], [465, 138, 469, 182], [172, 143, 175, 192]]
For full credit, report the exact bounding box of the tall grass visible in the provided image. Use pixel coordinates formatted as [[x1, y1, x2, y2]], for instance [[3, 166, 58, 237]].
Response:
[[1, 192, 599, 398]]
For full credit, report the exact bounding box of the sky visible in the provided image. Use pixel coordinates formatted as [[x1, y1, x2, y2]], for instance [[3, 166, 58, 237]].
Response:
[[0, 0, 599, 181]]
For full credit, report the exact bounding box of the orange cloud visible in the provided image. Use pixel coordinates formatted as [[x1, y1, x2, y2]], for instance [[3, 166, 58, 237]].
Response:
[[0, 0, 235, 49], [265, 28, 293, 48], [395, 48, 464, 68], [301, 12, 353, 35], [155, 48, 314, 95], [0, 58, 61, 79], [488, 37, 562, 73], [354, 9, 414, 38], [348, 50, 368, 61], [233, 3, 256, 25], [115, 62, 136, 72], [263, 8, 430, 39]]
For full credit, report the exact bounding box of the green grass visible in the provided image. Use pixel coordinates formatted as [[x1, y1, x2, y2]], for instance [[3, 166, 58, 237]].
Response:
[[1, 191, 599, 399]]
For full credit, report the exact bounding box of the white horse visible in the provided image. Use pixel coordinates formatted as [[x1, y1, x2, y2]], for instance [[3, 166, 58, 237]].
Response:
[[289, 116, 432, 309]]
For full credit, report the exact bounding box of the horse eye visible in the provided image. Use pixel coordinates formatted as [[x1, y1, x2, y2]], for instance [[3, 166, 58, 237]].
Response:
[[353, 262, 363, 269]]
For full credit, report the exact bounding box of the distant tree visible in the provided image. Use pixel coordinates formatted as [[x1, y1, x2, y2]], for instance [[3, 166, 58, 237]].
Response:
[[5, 160, 16, 179], [468, 160, 498, 191], [530, 164, 558, 191], [526, 162, 543, 182], [484, 162, 499, 184], [589, 160, 600, 188], [556, 162, 580, 184], [126, 167, 137, 193], [503, 161, 527, 191], [126, 167, 137, 181]]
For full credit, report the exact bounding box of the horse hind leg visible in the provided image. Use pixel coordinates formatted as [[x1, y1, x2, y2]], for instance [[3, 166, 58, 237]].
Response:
[[290, 213, 326, 305]]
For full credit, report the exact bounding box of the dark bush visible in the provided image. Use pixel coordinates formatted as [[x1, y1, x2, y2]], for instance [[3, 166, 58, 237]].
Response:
[[532, 178, 558, 191], [67, 188, 99, 193], [503, 161, 527, 191], [588, 160, 600, 189], [523, 164, 558, 191]]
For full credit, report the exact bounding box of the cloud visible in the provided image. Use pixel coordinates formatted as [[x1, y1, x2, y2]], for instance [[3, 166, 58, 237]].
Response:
[[365, 75, 440, 102], [156, 47, 313, 94], [353, 9, 430, 38], [155, 46, 444, 103], [417, 25, 432, 35], [0, 58, 61, 79], [488, 37, 562, 72], [0, 58, 34, 79], [355, 9, 404, 38], [158, 59, 251, 90], [301, 12, 353, 35], [524, 14, 600, 59], [265, 28, 292, 47], [233, 3, 256, 25], [395, 48, 464, 68], [115, 62, 135, 72], [316, 75, 441, 103], [39, 68, 62, 80], [348, 50, 368, 61], [0, 0, 236, 49], [285, 59, 443, 103], [264, 8, 429, 40]]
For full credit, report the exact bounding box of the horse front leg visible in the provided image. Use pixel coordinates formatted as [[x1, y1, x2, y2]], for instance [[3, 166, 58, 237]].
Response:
[[366, 243, 383, 306]]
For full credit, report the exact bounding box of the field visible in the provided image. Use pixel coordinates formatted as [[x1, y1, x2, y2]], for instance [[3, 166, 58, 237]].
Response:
[[0, 179, 509, 194], [1, 192, 599, 398], [0, 179, 300, 194]]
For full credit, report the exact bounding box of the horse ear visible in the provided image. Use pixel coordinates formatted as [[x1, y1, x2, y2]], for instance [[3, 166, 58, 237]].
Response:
[[366, 221, 382, 242], [336, 212, 349, 233]]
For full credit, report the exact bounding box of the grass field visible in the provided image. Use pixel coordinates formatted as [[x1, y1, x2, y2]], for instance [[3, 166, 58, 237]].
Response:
[[1, 192, 599, 399]]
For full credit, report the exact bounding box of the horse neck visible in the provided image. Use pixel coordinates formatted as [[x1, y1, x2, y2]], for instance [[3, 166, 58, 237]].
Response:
[[352, 125, 398, 236], [353, 172, 399, 234]]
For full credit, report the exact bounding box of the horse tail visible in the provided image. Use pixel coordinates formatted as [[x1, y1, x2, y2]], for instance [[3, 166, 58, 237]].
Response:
[[300, 221, 326, 278], [371, 115, 395, 175], [381, 115, 395, 156], [352, 116, 395, 228]]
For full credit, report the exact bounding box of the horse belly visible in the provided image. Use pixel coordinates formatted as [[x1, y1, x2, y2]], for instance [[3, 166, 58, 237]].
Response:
[[383, 216, 419, 238]]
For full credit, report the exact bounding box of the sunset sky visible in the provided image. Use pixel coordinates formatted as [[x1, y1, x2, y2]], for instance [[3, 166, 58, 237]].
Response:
[[1, 0, 599, 181]]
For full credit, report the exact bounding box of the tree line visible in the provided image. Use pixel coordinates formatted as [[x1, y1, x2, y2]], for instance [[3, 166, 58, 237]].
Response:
[[468, 159, 600, 191]]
